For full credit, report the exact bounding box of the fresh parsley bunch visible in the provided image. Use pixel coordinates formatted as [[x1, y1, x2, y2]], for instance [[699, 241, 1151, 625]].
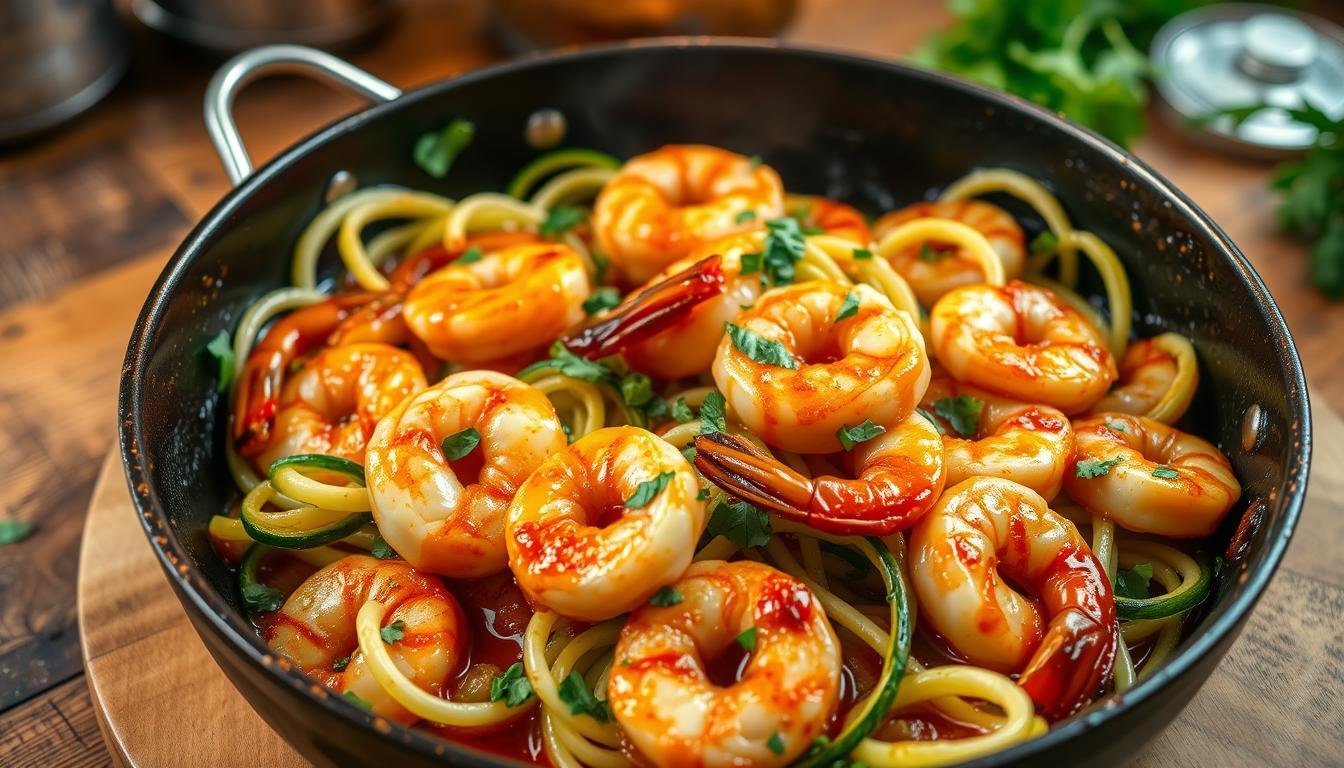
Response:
[[915, 0, 1211, 147], [1267, 106, 1344, 296]]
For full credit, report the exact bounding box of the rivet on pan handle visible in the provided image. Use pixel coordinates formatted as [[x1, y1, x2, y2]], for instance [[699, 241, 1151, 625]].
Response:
[[204, 45, 403, 186]]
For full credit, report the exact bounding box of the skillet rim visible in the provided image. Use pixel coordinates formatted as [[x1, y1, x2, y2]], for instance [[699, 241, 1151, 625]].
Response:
[[118, 37, 1311, 767]]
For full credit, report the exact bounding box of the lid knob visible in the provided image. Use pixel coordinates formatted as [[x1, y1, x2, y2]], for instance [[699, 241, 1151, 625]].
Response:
[[1239, 13, 1319, 83]]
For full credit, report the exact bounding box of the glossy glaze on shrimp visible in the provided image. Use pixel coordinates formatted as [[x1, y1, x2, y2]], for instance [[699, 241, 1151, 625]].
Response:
[[908, 477, 1116, 720], [609, 559, 841, 767], [874, 200, 1025, 306], [593, 145, 784, 284], [267, 555, 466, 724]]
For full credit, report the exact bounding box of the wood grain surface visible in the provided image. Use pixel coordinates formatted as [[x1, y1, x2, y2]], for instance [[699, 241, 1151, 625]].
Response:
[[0, 0, 1341, 766]]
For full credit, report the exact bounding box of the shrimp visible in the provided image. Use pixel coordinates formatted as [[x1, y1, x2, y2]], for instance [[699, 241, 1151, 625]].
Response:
[[254, 342, 427, 472], [1064, 414, 1241, 538], [921, 378, 1074, 500], [714, 281, 930, 453], [873, 200, 1025, 306], [234, 292, 386, 454], [402, 242, 590, 364], [608, 559, 841, 768], [1087, 334, 1197, 421], [789, 195, 873, 245], [929, 280, 1116, 415], [504, 426, 706, 622], [266, 555, 466, 724], [593, 145, 784, 284], [694, 413, 945, 536], [388, 231, 543, 290], [908, 477, 1116, 720], [566, 234, 766, 379], [365, 370, 566, 579]]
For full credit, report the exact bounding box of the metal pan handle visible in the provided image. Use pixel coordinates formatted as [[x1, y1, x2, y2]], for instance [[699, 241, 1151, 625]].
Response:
[[204, 45, 402, 186]]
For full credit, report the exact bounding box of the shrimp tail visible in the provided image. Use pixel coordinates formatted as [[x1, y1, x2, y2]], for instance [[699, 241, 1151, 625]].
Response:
[[1017, 549, 1118, 720], [692, 432, 927, 536], [565, 255, 725, 359]]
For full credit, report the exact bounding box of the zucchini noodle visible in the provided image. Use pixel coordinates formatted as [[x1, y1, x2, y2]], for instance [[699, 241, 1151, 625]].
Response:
[[529, 166, 617, 210], [338, 192, 456, 290], [877, 218, 1007, 288], [443, 192, 595, 275], [524, 612, 625, 768], [292, 187, 437, 289], [1144, 332, 1199, 424], [939, 168, 1079, 286]]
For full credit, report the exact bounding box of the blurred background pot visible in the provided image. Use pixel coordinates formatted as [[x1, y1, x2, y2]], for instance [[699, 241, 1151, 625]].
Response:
[[0, 0, 127, 143], [491, 0, 797, 52], [132, 0, 398, 54]]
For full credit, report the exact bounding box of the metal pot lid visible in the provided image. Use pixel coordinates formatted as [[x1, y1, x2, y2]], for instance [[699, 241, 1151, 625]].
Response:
[[1151, 2, 1344, 157]]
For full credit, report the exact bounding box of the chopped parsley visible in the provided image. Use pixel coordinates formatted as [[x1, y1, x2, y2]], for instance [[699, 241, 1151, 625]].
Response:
[[456, 245, 483, 264], [342, 690, 373, 710], [707, 499, 771, 548], [932, 395, 984, 437], [1105, 419, 1128, 433], [834, 291, 861, 323], [696, 487, 710, 501], [1152, 466, 1180, 480], [851, 247, 874, 261], [725, 323, 797, 369], [539, 205, 586, 237], [332, 655, 351, 672], [625, 471, 675, 508], [1114, 563, 1153, 600], [558, 672, 610, 722], [241, 582, 284, 614], [490, 662, 534, 707], [740, 251, 763, 276], [766, 732, 786, 755], [918, 242, 949, 262], [518, 341, 617, 385], [369, 533, 397, 560], [1075, 456, 1124, 478], [582, 287, 621, 315], [916, 406, 946, 436], [671, 396, 696, 423], [836, 420, 886, 451], [748, 154, 763, 169], [735, 210, 758, 224], [413, 119, 475, 178], [441, 427, 481, 461], [1030, 230, 1059, 255], [736, 627, 758, 651], [380, 619, 407, 645], [205, 330, 235, 394], [699, 391, 727, 435], [761, 216, 807, 285], [649, 586, 683, 606]]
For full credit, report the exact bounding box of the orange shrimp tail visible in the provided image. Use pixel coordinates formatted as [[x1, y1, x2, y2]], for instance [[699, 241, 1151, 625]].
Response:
[[692, 432, 934, 536], [564, 255, 725, 359], [1018, 548, 1118, 720]]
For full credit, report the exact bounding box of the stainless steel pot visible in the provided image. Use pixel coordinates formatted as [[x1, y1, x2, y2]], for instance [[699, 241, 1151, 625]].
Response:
[[0, 0, 127, 142], [132, 0, 397, 53]]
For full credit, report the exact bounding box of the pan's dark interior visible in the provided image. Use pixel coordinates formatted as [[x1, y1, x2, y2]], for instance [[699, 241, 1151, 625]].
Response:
[[122, 42, 1308, 767]]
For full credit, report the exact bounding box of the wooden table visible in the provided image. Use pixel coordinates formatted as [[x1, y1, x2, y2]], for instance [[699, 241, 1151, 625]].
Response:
[[1, 1, 1340, 766]]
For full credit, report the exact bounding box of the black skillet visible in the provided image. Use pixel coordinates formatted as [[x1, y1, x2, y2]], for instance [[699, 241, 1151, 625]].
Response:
[[118, 39, 1310, 767]]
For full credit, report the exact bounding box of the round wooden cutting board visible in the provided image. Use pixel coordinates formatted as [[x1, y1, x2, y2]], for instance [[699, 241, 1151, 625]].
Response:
[[77, 401, 1343, 767]]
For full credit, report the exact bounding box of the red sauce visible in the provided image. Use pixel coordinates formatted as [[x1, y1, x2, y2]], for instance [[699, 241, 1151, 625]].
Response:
[[754, 574, 815, 631], [1011, 406, 1066, 433], [512, 519, 599, 575]]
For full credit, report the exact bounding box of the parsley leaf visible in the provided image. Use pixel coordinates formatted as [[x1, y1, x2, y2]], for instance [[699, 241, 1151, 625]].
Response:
[[707, 499, 771, 548], [620, 373, 655, 408], [518, 341, 618, 385], [740, 251, 763, 276], [490, 662, 534, 707], [766, 732, 786, 755], [1075, 456, 1123, 478], [558, 672, 610, 722], [342, 690, 373, 710], [932, 395, 984, 437], [699, 391, 727, 435], [1152, 465, 1180, 480], [332, 655, 351, 672], [918, 242, 947, 262], [1115, 562, 1153, 600], [671, 396, 696, 423], [834, 291, 861, 323], [649, 586, 683, 606], [735, 210, 758, 224], [1105, 419, 1128, 433], [696, 487, 710, 501], [916, 406, 945, 436], [369, 533, 397, 560], [0, 518, 33, 545], [725, 323, 797, 369], [241, 582, 284, 614], [836, 420, 886, 451], [413, 119, 475, 178], [852, 247, 874, 261], [205, 330, 234, 394], [456, 245, 484, 264], [540, 205, 586, 237], [625, 471, 675, 508], [441, 427, 481, 461], [762, 217, 807, 285], [583, 287, 622, 315], [748, 154, 763, 169], [380, 619, 407, 645], [736, 627, 757, 651], [1030, 230, 1059, 255]]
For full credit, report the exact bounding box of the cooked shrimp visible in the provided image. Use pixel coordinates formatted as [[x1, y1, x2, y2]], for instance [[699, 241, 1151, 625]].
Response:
[[921, 378, 1074, 500], [365, 370, 566, 579], [715, 281, 930, 453], [1065, 414, 1240, 538], [267, 555, 466, 724], [874, 200, 1025, 306], [388, 231, 544, 290], [505, 426, 706, 621], [234, 292, 387, 454], [254, 342, 427, 472], [608, 559, 841, 768], [909, 477, 1116, 720], [593, 145, 784, 284], [929, 280, 1116, 414], [1088, 334, 1197, 422], [403, 242, 590, 364], [566, 234, 764, 379], [789, 195, 873, 245], [694, 413, 945, 535]]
